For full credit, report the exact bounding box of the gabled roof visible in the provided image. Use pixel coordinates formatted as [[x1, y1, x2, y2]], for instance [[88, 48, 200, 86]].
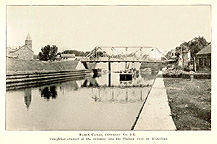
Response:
[[196, 44, 211, 55], [9, 45, 33, 53], [61, 54, 75, 58]]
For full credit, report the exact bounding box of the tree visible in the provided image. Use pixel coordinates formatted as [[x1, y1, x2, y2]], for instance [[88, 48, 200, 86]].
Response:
[[188, 36, 209, 71], [188, 36, 208, 59], [38, 45, 58, 61], [175, 36, 209, 71], [175, 42, 189, 57]]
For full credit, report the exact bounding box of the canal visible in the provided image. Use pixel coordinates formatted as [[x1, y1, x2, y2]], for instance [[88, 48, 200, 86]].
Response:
[[6, 69, 158, 130]]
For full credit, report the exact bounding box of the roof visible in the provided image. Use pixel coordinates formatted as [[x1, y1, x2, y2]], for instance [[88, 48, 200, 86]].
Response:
[[9, 45, 33, 53], [61, 54, 75, 58], [26, 33, 31, 40], [7, 46, 19, 50], [196, 44, 211, 55], [182, 50, 189, 53]]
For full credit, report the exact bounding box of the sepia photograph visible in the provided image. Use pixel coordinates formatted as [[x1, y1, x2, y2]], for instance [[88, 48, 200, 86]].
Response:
[[5, 5, 212, 131]]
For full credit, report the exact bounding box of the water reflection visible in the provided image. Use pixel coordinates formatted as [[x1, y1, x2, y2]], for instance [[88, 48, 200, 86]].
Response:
[[59, 81, 79, 92], [6, 68, 158, 130], [81, 78, 99, 87], [140, 68, 158, 80], [20, 69, 156, 109], [90, 87, 146, 103], [24, 88, 32, 110], [40, 86, 57, 100]]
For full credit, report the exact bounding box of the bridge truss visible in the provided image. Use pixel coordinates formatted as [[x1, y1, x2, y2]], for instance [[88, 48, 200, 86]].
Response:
[[83, 46, 167, 62]]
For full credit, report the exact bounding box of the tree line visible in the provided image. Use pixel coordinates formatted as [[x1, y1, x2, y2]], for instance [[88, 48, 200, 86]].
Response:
[[38, 45, 90, 61]]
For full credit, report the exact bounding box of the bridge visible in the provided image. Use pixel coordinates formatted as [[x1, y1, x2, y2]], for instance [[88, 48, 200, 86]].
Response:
[[80, 46, 167, 68], [80, 46, 168, 86]]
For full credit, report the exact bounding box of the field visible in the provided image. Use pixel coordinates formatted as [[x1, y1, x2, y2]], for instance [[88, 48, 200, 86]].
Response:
[[163, 78, 211, 130]]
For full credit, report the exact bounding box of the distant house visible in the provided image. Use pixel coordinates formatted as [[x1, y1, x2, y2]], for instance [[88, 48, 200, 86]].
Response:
[[195, 44, 211, 72], [167, 49, 176, 59], [170, 49, 176, 58], [178, 50, 191, 68], [60, 54, 76, 61], [166, 49, 178, 64], [7, 34, 34, 60]]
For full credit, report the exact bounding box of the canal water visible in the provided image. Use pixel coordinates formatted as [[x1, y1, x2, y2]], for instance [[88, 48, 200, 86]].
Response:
[[6, 69, 157, 131]]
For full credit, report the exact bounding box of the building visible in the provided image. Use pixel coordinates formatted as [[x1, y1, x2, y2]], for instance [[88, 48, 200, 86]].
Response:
[[165, 49, 178, 64], [166, 49, 176, 59], [170, 49, 176, 58], [178, 50, 191, 68], [195, 44, 211, 72], [58, 54, 76, 61], [7, 34, 34, 60]]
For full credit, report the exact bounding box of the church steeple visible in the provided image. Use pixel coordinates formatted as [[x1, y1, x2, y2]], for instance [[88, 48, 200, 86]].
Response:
[[25, 33, 32, 49], [26, 33, 31, 40]]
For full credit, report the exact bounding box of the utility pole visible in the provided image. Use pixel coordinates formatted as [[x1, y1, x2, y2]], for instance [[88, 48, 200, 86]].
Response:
[[125, 47, 128, 69], [181, 45, 183, 68], [180, 41, 185, 69]]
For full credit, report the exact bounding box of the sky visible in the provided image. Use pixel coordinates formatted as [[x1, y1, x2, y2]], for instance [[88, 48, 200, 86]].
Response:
[[7, 5, 211, 55]]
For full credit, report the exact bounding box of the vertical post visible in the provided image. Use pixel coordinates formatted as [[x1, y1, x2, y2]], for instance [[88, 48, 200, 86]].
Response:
[[194, 57, 197, 72], [82, 62, 88, 69], [108, 62, 111, 87], [125, 89, 128, 102], [125, 47, 128, 69], [181, 46, 184, 69], [111, 47, 114, 60]]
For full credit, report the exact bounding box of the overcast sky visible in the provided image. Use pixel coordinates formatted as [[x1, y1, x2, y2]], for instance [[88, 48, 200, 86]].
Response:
[[7, 6, 211, 54]]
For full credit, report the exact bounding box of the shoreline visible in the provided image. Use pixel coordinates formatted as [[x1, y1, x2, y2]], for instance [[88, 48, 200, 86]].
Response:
[[6, 69, 93, 91]]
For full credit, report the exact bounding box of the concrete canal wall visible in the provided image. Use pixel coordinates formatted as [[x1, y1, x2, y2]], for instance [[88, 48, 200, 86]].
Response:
[[133, 71, 176, 131]]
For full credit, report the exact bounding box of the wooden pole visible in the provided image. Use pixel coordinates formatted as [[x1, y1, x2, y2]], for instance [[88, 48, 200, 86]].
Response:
[[108, 62, 111, 86]]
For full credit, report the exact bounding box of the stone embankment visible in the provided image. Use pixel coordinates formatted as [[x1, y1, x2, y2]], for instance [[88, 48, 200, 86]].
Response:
[[6, 58, 92, 90], [6, 69, 92, 90]]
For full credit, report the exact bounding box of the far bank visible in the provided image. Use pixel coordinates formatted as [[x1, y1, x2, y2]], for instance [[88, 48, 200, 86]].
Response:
[[7, 58, 79, 72]]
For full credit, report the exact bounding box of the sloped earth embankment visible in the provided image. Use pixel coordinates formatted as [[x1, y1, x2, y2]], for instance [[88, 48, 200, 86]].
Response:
[[6, 58, 79, 72]]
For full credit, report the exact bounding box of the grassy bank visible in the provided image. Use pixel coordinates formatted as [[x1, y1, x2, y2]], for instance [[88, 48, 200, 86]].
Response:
[[7, 58, 79, 72], [163, 68, 211, 79], [163, 78, 211, 130]]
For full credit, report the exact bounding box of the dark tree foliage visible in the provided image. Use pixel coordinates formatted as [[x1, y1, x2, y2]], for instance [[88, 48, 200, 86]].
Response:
[[175, 36, 209, 58], [38, 45, 58, 61], [188, 36, 209, 59]]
